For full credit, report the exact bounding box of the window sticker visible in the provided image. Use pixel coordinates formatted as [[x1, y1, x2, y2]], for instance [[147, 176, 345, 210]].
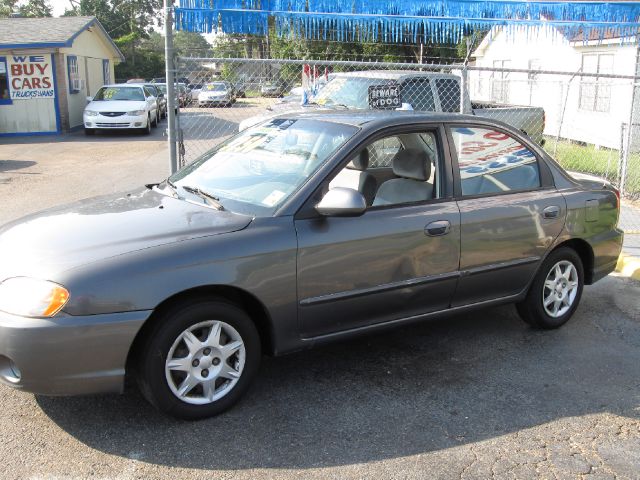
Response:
[[262, 190, 286, 207]]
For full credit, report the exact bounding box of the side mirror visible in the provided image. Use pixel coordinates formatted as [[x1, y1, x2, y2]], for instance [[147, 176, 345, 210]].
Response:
[[86, 96, 93, 103], [158, 93, 164, 98], [315, 187, 366, 217]]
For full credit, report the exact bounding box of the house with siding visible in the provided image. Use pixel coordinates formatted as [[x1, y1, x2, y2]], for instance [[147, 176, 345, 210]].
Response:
[[472, 25, 639, 150], [0, 16, 124, 137]]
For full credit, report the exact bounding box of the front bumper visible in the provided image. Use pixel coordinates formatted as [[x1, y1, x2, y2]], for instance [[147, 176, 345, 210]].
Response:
[[84, 113, 148, 129], [199, 97, 230, 105], [0, 310, 150, 395]]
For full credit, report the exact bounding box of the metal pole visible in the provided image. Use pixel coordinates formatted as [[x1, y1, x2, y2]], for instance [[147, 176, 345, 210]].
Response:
[[164, 0, 178, 174]]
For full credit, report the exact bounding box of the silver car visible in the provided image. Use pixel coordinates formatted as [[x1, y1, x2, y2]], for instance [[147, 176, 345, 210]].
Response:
[[0, 112, 623, 419]]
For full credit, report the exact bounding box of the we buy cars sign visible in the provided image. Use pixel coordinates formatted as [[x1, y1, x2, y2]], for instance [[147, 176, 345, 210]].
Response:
[[452, 127, 536, 179], [8, 55, 55, 100]]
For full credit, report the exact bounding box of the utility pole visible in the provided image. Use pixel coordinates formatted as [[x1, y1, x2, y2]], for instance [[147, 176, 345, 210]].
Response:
[[164, 0, 178, 174]]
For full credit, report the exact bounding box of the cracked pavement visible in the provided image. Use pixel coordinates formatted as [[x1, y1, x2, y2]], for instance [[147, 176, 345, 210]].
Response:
[[1, 132, 639, 479]]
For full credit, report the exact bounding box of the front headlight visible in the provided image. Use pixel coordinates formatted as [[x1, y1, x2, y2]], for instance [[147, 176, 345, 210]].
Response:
[[84, 110, 98, 117], [0, 277, 70, 317], [126, 110, 146, 116]]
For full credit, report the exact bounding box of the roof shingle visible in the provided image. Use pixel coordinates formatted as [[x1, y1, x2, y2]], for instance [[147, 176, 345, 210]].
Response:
[[0, 16, 95, 47]]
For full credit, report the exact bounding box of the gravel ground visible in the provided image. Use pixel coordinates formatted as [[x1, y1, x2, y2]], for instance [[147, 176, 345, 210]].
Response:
[[0, 113, 639, 480]]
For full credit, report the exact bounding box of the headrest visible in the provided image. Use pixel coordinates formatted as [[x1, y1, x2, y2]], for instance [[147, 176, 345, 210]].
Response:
[[347, 149, 369, 171], [392, 149, 431, 181]]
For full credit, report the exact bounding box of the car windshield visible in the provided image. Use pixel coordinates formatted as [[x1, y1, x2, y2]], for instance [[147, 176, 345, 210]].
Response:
[[314, 77, 387, 108], [204, 83, 226, 92], [169, 119, 358, 216], [156, 85, 167, 94], [93, 86, 145, 101]]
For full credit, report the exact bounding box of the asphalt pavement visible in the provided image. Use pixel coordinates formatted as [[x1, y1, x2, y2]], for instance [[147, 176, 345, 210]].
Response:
[[0, 111, 639, 479]]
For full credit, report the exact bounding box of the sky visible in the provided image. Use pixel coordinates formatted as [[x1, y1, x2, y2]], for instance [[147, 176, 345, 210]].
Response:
[[50, 0, 72, 17]]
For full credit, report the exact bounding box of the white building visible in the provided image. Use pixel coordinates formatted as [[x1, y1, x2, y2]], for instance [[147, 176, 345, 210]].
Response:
[[0, 16, 124, 137], [472, 25, 639, 149]]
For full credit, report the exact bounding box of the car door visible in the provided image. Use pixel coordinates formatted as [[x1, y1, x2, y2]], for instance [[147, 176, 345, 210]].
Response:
[[447, 124, 566, 307], [294, 126, 461, 338], [143, 87, 156, 117]]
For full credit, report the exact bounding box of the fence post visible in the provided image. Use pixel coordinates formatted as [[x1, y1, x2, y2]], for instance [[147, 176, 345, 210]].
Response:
[[620, 89, 635, 198], [164, 0, 178, 175]]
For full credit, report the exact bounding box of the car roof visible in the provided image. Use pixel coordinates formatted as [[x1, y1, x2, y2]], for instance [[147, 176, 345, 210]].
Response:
[[330, 70, 460, 81], [271, 110, 477, 127], [99, 84, 144, 89]]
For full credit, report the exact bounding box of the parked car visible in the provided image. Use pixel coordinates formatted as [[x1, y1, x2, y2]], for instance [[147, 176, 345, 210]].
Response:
[[129, 83, 166, 120], [260, 81, 285, 97], [243, 71, 546, 146], [198, 81, 235, 107], [189, 83, 204, 99], [154, 83, 188, 111], [0, 112, 622, 419], [83, 84, 158, 135], [234, 81, 247, 98]]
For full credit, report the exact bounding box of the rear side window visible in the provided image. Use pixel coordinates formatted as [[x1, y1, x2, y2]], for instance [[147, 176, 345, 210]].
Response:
[[401, 79, 435, 111], [435, 79, 461, 112], [450, 126, 540, 196]]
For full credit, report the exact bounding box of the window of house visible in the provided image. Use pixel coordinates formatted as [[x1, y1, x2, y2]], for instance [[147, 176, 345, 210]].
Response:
[[102, 59, 110, 85], [579, 53, 613, 113], [450, 126, 540, 196], [67, 55, 80, 94], [0, 56, 11, 104], [491, 59, 511, 103]]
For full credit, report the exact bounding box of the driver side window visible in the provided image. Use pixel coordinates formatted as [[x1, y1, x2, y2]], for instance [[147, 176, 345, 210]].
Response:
[[329, 131, 441, 207]]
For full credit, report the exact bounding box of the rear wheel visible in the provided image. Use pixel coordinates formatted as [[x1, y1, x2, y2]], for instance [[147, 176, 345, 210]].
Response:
[[137, 299, 261, 420], [516, 247, 584, 329]]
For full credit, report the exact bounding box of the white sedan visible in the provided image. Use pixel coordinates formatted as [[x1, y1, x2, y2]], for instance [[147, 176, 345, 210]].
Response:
[[83, 85, 159, 135]]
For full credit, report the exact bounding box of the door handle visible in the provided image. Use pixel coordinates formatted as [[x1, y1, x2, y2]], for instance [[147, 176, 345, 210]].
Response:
[[543, 206, 560, 219], [425, 220, 451, 237]]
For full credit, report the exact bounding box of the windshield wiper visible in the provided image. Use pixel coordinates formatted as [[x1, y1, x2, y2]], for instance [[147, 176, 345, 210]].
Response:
[[181, 185, 225, 210]]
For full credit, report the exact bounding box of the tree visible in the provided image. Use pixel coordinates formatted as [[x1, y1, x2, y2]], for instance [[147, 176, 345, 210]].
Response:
[[0, 0, 17, 17], [0, 0, 51, 17], [65, 0, 161, 38], [18, 0, 51, 17]]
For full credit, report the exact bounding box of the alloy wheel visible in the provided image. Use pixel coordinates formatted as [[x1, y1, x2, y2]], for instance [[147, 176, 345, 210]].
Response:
[[164, 320, 246, 405], [542, 260, 579, 318]]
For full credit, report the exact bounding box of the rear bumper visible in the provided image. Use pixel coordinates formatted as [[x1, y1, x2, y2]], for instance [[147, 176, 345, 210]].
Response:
[[590, 227, 624, 284], [0, 310, 150, 395]]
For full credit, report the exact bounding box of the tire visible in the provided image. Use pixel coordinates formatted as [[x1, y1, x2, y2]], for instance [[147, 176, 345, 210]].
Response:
[[136, 299, 261, 420], [84, 128, 95, 136], [141, 116, 151, 135], [516, 247, 584, 329], [152, 111, 159, 127]]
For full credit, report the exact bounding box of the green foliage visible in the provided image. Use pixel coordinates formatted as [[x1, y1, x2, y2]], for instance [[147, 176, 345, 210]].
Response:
[[0, 0, 51, 17], [0, 0, 17, 17]]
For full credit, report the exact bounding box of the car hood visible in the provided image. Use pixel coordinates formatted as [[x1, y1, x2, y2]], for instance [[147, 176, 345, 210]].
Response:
[[86, 100, 146, 112], [0, 188, 252, 280]]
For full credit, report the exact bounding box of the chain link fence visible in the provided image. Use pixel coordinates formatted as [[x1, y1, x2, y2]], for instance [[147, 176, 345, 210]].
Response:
[[174, 56, 640, 211]]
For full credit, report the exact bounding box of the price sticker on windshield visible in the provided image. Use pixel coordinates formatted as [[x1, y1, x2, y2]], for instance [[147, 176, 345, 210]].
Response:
[[368, 82, 401, 110]]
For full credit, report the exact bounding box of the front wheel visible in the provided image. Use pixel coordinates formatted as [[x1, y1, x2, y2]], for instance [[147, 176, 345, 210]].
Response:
[[137, 299, 261, 420], [516, 247, 584, 329], [140, 115, 151, 135]]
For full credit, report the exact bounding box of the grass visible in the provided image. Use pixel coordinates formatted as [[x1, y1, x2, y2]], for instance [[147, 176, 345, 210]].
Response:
[[542, 136, 640, 196]]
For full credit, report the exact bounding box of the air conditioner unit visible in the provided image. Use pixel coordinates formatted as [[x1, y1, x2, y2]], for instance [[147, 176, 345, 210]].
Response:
[[72, 78, 85, 91]]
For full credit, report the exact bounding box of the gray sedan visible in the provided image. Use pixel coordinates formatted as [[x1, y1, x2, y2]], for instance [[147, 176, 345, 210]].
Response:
[[0, 112, 623, 419]]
